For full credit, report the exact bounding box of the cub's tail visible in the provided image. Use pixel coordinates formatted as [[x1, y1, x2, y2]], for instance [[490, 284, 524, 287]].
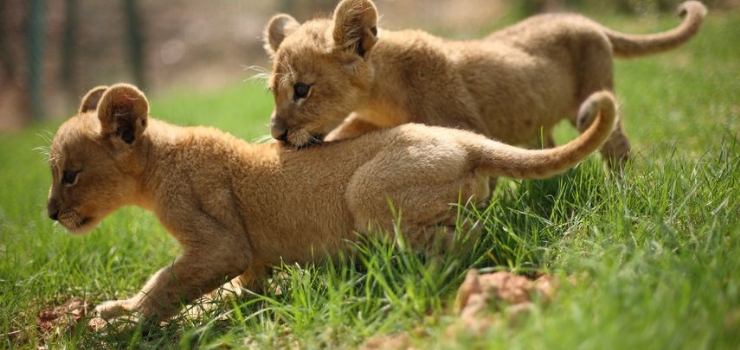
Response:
[[605, 1, 707, 58], [470, 91, 616, 179]]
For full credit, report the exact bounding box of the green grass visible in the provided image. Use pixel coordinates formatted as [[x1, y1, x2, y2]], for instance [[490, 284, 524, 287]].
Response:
[[2, 9, 740, 350]]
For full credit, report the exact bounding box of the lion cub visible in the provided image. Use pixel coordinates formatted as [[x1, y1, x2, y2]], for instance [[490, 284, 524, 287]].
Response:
[[46, 84, 615, 322], [264, 0, 706, 169]]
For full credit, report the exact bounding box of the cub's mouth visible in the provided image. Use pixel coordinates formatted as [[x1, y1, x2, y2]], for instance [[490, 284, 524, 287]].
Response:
[[296, 134, 325, 149], [283, 129, 325, 149], [58, 212, 96, 235]]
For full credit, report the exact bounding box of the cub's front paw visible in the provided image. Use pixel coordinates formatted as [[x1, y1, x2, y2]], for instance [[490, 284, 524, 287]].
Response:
[[94, 299, 135, 319]]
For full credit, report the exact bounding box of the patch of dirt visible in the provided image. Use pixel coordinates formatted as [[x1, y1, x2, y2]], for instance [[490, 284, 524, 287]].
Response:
[[449, 269, 557, 335], [361, 333, 414, 350], [36, 298, 87, 333], [35, 298, 100, 344], [360, 269, 562, 350]]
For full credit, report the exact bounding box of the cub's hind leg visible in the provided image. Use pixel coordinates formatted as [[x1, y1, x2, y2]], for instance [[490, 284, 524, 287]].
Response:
[[572, 32, 631, 172], [208, 264, 269, 301], [594, 121, 631, 171], [575, 89, 631, 172], [348, 151, 490, 255]]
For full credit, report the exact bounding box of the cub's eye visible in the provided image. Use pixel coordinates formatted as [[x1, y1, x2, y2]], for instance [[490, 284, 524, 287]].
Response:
[[62, 170, 79, 185], [293, 82, 310, 100]]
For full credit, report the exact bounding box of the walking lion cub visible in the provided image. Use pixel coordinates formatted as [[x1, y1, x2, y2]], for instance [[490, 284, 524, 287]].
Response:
[[264, 0, 706, 169], [46, 84, 615, 322]]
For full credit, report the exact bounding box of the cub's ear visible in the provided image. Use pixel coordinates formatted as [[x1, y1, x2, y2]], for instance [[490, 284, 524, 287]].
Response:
[[79, 86, 108, 114], [264, 14, 300, 55], [96, 83, 149, 146], [332, 0, 378, 58]]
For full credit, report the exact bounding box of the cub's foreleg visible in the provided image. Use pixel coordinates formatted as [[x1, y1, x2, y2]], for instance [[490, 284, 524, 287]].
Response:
[[95, 215, 252, 322], [324, 113, 383, 141]]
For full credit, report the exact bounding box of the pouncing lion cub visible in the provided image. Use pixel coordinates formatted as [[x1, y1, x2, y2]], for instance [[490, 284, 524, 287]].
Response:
[[264, 0, 706, 170], [46, 83, 615, 322]]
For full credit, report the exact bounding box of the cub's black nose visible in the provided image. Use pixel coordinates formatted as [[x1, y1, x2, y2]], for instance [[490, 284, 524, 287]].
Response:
[[47, 201, 59, 221], [276, 129, 289, 143], [270, 115, 289, 143]]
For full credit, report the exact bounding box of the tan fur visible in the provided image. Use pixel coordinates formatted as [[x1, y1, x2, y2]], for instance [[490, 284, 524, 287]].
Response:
[[264, 0, 706, 170], [46, 84, 616, 322]]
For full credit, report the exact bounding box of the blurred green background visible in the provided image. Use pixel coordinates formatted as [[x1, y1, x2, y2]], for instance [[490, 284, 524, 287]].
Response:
[[1, 0, 737, 128]]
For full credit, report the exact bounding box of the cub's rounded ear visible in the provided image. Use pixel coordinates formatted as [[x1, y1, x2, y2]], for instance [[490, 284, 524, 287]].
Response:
[[96, 83, 149, 146], [79, 86, 109, 114], [332, 0, 378, 58], [264, 14, 300, 55]]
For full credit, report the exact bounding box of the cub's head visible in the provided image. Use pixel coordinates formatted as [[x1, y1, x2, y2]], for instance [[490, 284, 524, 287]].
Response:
[[46, 84, 149, 234], [264, 0, 379, 147]]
